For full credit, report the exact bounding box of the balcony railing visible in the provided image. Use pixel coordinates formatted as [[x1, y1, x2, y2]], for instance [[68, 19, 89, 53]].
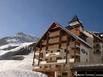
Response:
[[35, 52, 39, 55], [57, 59, 66, 63], [46, 52, 60, 57]]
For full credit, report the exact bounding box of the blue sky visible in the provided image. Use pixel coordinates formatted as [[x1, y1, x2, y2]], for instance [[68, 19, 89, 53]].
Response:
[[0, 0, 103, 37]]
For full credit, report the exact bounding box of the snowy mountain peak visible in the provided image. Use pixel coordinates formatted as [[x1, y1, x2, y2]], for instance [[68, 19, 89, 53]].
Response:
[[0, 32, 38, 46]]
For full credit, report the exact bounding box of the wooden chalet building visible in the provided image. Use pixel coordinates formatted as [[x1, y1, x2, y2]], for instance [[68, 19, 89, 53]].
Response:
[[32, 16, 103, 77]]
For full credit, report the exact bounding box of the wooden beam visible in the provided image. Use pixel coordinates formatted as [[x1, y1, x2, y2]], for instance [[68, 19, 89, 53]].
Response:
[[38, 43, 42, 65], [49, 35, 59, 39], [46, 32, 49, 50], [32, 47, 36, 66], [59, 29, 62, 48], [65, 34, 71, 64]]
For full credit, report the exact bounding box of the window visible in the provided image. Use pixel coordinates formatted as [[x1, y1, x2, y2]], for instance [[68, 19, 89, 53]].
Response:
[[57, 57, 62, 60], [81, 49, 87, 54], [56, 65, 59, 68], [64, 49, 66, 53], [45, 59, 48, 61], [50, 57, 52, 60], [57, 50, 60, 52], [86, 59, 88, 62], [40, 53, 43, 58], [76, 56, 80, 62], [64, 56, 66, 59], [71, 37, 75, 41], [64, 49, 69, 53], [58, 76, 62, 77], [62, 72, 68, 76], [51, 51, 53, 53], [94, 49, 101, 54], [44, 66, 48, 68], [49, 65, 51, 68], [71, 55, 74, 58]]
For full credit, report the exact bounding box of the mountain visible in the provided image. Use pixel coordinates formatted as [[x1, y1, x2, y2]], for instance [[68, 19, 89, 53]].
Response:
[[0, 32, 38, 46], [0, 32, 38, 60], [0, 33, 47, 77]]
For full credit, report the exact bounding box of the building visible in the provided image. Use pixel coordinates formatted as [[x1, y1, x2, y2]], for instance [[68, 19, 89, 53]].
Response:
[[32, 16, 103, 77]]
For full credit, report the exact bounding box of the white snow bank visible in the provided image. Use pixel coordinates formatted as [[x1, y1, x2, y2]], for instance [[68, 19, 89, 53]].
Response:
[[0, 69, 47, 77], [0, 53, 47, 77]]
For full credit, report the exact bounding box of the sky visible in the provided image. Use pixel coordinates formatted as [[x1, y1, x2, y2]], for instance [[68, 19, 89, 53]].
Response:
[[0, 0, 103, 37]]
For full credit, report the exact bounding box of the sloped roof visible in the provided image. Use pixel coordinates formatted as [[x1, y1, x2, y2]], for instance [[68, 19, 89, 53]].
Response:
[[35, 22, 92, 49], [68, 15, 84, 28], [87, 31, 103, 42], [72, 64, 103, 70], [69, 15, 79, 23]]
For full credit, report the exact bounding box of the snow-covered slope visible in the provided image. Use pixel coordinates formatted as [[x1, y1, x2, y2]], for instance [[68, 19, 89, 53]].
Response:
[[0, 52, 47, 77], [0, 42, 34, 60], [0, 42, 34, 56]]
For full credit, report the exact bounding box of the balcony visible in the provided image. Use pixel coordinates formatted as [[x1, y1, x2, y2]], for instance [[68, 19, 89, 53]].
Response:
[[69, 58, 75, 63], [35, 52, 39, 55], [33, 66, 40, 69], [39, 59, 66, 65], [57, 59, 66, 63], [46, 52, 60, 57], [40, 61, 47, 64]]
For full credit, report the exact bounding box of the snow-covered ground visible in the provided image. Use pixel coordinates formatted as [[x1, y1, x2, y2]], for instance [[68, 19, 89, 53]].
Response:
[[0, 52, 47, 77]]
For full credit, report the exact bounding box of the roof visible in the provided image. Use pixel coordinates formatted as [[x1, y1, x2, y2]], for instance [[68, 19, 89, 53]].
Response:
[[72, 64, 103, 70], [35, 22, 92, 49], [56, 22, 92, 48], [87, 31, 103, 42], [66, 15, 84, 29], [69, 15, 79, 23]]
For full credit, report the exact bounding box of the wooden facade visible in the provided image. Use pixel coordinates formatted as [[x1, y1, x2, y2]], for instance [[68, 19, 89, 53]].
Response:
[[32, 16, 102, 77]]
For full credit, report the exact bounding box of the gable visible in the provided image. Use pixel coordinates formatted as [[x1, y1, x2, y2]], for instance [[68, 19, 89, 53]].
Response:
[[35, 22, 92, 51], [35, 22, 69, 50]]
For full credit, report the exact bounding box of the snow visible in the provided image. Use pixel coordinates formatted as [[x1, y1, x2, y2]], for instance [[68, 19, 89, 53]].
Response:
[[0, 43, 20, 50], [57, 59, 66, 63], [0, 52, 47, 77], [0, 42, 33, 56], [6, 39, 18, 43], [0, 69, 47, 77], [9, 42, 33, 52], [69, 21, 80, 26]]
